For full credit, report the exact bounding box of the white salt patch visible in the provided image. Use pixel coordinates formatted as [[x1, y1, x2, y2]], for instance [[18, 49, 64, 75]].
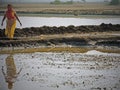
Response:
[[85, 50, 120, 56], [85, 50, 106, 55]]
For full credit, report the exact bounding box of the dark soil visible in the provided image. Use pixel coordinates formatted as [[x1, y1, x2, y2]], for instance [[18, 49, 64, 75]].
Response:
[[0, 23, 120, 37], [0, 24, 120, 48]]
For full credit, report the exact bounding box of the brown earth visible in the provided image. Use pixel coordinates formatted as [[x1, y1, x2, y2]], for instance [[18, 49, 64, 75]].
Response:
[[0, 23, 120, 37], [0, 24, 120, 50]]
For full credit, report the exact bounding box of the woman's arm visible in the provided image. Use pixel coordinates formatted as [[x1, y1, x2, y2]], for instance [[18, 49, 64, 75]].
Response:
[[17, 68, 22, 76], [1, 13, 6, 26], [14, 13, 22, 26], [1, 66, 6, 77]]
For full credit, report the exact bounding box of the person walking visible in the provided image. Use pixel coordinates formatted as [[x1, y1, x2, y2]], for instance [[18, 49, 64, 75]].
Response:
[[1, 4, 22, 39]]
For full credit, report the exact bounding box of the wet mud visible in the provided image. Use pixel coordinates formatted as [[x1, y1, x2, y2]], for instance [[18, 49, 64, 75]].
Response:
[[0, 23, 119, 37], [0, 24, 120, 51], [0, 24, 120, 90], [0, 52, 120, 90]]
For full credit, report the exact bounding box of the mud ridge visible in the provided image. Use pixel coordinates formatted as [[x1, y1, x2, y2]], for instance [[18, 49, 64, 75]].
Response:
[[0, 24, 120, 37], [0, 24, 120, 48]]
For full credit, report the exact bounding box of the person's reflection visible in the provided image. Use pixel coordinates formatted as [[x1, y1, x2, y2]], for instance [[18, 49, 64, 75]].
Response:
[[1, 54, 22, 90]]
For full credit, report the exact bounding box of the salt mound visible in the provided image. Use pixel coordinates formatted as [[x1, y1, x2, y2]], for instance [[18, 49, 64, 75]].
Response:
[[85, 50, 120, 56], [85, 50, 106, 55]]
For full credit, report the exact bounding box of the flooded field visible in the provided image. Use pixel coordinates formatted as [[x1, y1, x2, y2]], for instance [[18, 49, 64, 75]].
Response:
[[0, 16, 120, 28], [0, 51, 120, 90], [0, 12, 120, 90], [0, 2, 120, 90]]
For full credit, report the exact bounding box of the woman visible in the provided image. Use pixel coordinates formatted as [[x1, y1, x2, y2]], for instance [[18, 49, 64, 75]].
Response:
[[1, 4, 22, 39]]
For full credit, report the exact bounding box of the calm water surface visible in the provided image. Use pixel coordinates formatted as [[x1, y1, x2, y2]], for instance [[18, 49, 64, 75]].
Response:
[[0, 16, 120, 29]]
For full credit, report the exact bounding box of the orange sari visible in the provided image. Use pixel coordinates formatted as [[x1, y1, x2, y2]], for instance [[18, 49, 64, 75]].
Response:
[[5, 10, 16, 39]]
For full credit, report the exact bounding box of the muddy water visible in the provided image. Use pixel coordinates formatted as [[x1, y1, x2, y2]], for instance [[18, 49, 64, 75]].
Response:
[[0, 51, 120, 90], [0, 16, 120, 28]]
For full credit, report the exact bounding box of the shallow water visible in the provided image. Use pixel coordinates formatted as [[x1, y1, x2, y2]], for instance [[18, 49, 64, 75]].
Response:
[[0, 16, 120, 29], [0, 51, 120, 90], [0, 15, 120, 90]]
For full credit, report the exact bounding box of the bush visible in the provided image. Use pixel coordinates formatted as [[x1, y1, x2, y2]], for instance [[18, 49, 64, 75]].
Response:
[[110, 0, 119, 5]]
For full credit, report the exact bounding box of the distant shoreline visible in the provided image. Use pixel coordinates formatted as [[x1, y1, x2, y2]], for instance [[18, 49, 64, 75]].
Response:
[[1, 13, 120, 18], [0, 3, 120, 16]]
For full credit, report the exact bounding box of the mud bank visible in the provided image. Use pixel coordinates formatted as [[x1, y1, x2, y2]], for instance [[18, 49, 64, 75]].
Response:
[[0, 24, 120, 52], [0, 37, 120, 48], [0, 24, 120, 37]]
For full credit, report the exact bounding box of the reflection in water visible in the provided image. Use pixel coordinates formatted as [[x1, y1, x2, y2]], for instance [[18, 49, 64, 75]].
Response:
[[1, 54, 22, 90], [0, 52, 119, 90]]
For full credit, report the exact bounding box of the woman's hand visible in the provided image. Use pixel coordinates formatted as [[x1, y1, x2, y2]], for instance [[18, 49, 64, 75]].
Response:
[[20, 23, 22, 26], [20, 22, 22, 26], [1, 22, 3, 26]]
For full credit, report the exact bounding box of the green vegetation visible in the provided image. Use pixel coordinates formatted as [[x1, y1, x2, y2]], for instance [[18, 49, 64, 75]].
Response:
[[50, 0, 73, 4], [110, 0, 119, 5], [81, 0, 86, 3], [50, 0, 61, 4]]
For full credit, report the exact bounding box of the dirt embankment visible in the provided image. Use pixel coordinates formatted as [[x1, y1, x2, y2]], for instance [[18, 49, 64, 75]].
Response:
[[0, 23, 120, 37], [0, 24, 120, 49]]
